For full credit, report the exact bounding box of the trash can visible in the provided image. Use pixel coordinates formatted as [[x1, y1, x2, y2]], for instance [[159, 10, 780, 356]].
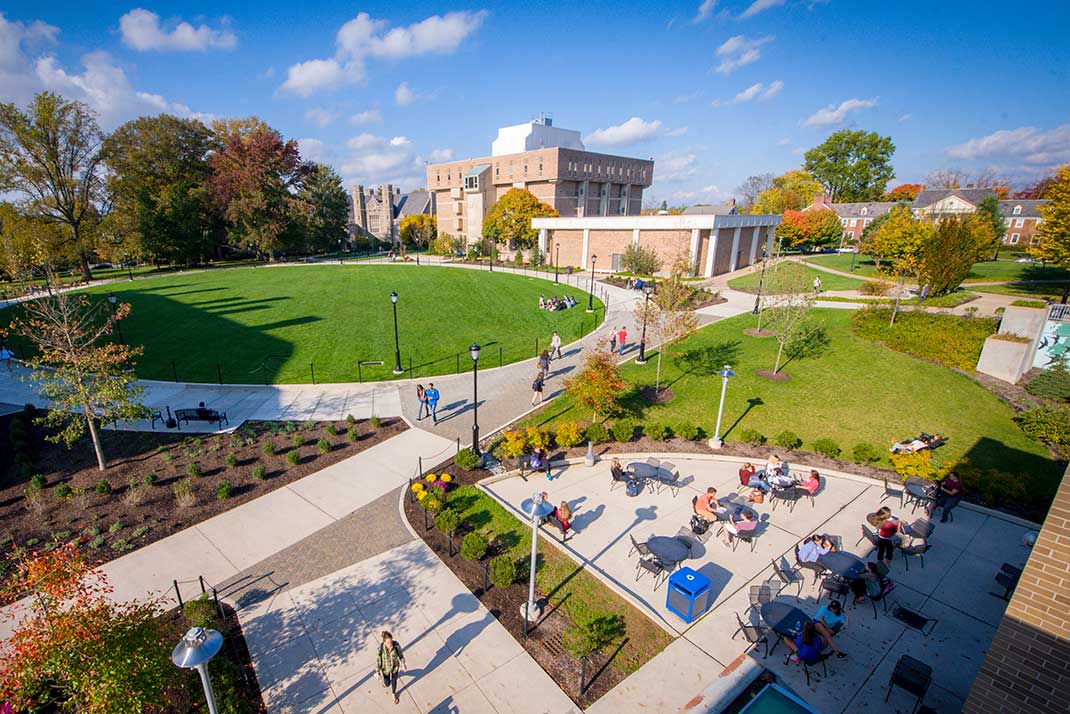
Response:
[[666, 567, 711, 624]]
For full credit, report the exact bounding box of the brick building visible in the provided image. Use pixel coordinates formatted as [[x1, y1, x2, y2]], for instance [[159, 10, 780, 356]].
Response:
[[350, 184, 433, 244], [963, 464, 1070, 714], [426, 116, 653, 246]]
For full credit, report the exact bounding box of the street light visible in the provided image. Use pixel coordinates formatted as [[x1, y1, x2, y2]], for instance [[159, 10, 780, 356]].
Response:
[[520, 492, 554, 623], [172, 627, 223, 714], [586, 254, 598, 313], [470, 343, 481, 454], [708, 365, 735, 449], [390, 291, 403, 374], [637, 284, 653, 364], [106, 292, 124, 346], [849, 250, 857, 272], [554, 242, 560, 284], [752, 246, 768, 316]]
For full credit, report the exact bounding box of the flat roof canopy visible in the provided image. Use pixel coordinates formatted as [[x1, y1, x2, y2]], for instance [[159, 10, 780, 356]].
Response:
[[531, 214, 781, 230]]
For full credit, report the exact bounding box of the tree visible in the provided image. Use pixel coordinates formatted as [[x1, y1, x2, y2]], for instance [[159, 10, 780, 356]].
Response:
[[0, 203, 76, 287], [101, 114, 219, 266], [975, 195, 1008, 260], [639, 257, 699, 390], [565, 348, 627, 421], [860, 205, 929, 268], [752, 170, 823, 214], [776, 208, 842, 250], [0, 543, 182, 713], [918, 213, 994, 296], [804, 129, 896, 202], [296, 163, 349, 253], [775, 210, 808, 246], [735, 173, 775, 210], [883, 183, 923, 202], [14, 289, 147, 470], [1016, 174, 1058, 199], [621, 243, 662, 275], [0, 92, 106, 281], [1031, 164, 1070, 267], [208, 120, 309, 258], [762, 262, 816, 373], [481, 188, 557, 249], [399, 213, 437, 249]]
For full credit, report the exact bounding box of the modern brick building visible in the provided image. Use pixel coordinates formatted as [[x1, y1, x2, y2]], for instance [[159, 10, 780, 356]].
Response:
[[350, 184, 433, 244], [963, 464, 1070, 714], [426, 116, 653, 246], [532, 210, 780, 277]]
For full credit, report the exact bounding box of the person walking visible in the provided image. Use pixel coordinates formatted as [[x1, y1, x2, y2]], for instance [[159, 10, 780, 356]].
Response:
[[616, 326, 628, 356], [375, 631, 407, 705], [549, 330, 563, 360], [537, 350, 551, 376], [424, 383, 440, 423], [813, 276, 822, 294], [531, 370, 545, 406], [415, 384, 427, 420], [0, 343, 13, 371], [609, 326, 617, 353]]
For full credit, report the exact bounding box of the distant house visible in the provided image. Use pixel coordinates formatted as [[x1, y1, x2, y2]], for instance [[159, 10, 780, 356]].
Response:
[[804, 194, 899, 242], [681, 199, 740, 216], [350, 184, 434, 244], [997, 199, 1046, 247]]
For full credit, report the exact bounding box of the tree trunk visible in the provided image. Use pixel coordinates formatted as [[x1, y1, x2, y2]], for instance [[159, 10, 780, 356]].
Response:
[[86, 415, 106, 471], [890, 295, 901, 326], [774, 340, 785, 373], [655, 350, 663, 391], [78, 252, 93, 283]]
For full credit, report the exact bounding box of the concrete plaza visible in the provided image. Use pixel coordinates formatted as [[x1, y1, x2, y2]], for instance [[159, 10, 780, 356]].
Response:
[[483, 454, 1037, 713]]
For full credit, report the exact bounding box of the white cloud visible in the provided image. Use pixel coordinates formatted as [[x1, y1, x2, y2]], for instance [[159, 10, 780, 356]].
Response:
[[778, 137, 791, 146], [428, 148, 454, 162], [898, 113, 912, 122], [297, 138, 330, 163], [692, 0, 717, 24], [674, 90, 703, 104], [762, 79, 784, 99], [666, 127, 689, 137], [0, 12, 59, 104], [740, 0, 786, 19], [305, 107, 337, 128], [585, 117, 663, 148], [119, 9, 236, 52], [656, 153, 698, 183], [280, 10, 486, 96], [702, 184, 719, 193], [803, 97, 878, 127], [734, 83, 763, 103], [945, 125, 1070, 166], [350, 108, 382, 124], [714, 35, 773, 74], [716, 80, 784, 106], [394, 81, 435, 106], [259, 66, 275, 79]]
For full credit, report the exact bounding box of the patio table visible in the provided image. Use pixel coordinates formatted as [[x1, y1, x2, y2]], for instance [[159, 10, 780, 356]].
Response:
[[904, 477, 936, 511], [819, 551, 867, 580], [628, 462, 671, 493], [646, 535, 692, 565], [761, 600, 811, 638], [905, 518, 935, 541]]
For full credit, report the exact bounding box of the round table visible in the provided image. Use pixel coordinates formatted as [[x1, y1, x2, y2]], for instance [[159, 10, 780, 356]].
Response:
[[819, 551, 867, 580], [761, 600, 811, 637], [905, 478, 936, 505], [646, 536, 691, 564]]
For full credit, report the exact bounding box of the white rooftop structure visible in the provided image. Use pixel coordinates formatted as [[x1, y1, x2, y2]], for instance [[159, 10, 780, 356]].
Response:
[[491, 114, 585, 156]]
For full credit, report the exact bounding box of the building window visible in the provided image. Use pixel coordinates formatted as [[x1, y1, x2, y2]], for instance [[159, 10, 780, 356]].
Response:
[[864, 218, 872, 226], [1013, 205, 1022, 215], [495, 166, 499, 177], [464, 175, 479, 190], [1010, 233, 1020, 244], [456, 218, 463, 231], [1014, 218, 1024, 228], [524, 164, 528, 175], [860, 206, 868, 216], [847, 231, 855, 239], [538, 162, 543, 173]]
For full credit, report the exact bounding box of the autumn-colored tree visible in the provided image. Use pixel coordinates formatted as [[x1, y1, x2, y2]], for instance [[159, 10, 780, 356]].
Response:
[[565, 347, 627, 421], [0, 92, 105, 281], [751, 170, 824, 214], [775, 210, 808, 246], [1016, 174, 1058, 200], [883, 183, 923, 202], [0, 203, 76, 288], [860, 205, 930, 268], [482, 188, 557, 249], [0, 543, 181, 713], [14, 290, 147, 470], [1030, 164, 1070, 268], [975, 195, 1008, 260], [923, 168, 1010, 198], [762, 262, 816, 373], [400, 213, 437, 248], [917, 213, 994, 296], [208, 120, 309, 258], [638, 257, 700, 390], [776, 209, 842, 250]]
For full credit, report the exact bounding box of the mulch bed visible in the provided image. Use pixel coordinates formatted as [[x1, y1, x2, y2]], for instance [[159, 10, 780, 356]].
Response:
[[403, 458, 627, 708], [742, 328, 774, 338], [639, 386, 675, 404], [0, 414, 405, 598], [754, 369, 791, 382]]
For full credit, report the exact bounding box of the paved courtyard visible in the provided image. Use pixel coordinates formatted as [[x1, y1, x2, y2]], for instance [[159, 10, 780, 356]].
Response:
[[483, 454, 1037, 713]]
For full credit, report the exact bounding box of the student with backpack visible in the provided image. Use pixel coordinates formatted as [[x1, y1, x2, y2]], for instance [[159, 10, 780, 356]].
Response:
[[531, 371, 545, 406], [375, 631, 407, 705], [424, 383, 440, 423]]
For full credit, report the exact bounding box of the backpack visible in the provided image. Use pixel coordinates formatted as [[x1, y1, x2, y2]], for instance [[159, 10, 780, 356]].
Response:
[[626, 480, 642, 497], [749, 488, 765, 504], [690, 515, 710, 535], [532, 378, 542, 391]]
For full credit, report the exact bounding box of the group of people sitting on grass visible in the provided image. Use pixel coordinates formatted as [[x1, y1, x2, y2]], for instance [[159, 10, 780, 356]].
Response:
[[692, 487, 759, 547], [739, 456, 822, 500], [538, 294, 576, 311]]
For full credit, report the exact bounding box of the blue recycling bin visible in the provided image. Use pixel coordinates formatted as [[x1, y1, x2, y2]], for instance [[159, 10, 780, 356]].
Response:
[[666, 567, 711, 624]]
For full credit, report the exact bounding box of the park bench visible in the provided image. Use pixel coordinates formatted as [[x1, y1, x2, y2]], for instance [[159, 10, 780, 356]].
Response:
[[174, 408, 229, 428]]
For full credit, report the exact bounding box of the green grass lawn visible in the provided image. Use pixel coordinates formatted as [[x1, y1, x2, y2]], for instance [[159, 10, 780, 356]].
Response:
[[973, 282, 1070, 300], [522, 310, 1060, 487], [447, 484, 672, 674], [0, 265, 603, 384], [817, 291, 979, 308], [803, 253, 1070, 284], [728, 262, 870, 293]]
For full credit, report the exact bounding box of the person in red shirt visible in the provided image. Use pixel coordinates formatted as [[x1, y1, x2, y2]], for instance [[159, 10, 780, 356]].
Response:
[[694, 487, 726, 522], [876, 516, 899, 563], [616, 327, 627, 356]]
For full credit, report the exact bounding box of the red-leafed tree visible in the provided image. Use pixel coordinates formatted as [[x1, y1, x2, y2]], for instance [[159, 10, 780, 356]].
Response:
[[208, 119, 310, 259], [778, 209, 842, 250], [565, 347, 627, 421], [1016, 174, 1058, 200], [0, 543, 181, 712], [884, 183, 923, 202], [776, 210, 808, 247]]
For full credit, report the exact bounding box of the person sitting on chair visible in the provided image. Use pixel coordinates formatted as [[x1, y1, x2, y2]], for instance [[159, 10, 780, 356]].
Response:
[[813, 602, 848, 658], [797, 470, 821, 495], [783, 620, 830, 665], [722, 510, 757, 546], [694, 487, 727, 523], [610, 457, 630, 487], [797, 534, 834, 563], [195, 401, 211, 419], [550, 501, 572, 540], [738, 462, 756, 489], [745, 462, 771, 493], [851, 562, 888, 604]]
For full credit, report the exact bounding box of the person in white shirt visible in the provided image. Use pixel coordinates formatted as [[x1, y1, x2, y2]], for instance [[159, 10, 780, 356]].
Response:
[[550, 331, 562, 359]]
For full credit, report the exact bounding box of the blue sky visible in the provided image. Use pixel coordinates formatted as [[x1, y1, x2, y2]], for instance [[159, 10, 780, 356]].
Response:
[[3, 0, 1069, 204]]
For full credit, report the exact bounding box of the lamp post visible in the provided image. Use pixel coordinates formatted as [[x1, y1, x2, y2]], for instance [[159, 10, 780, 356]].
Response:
[[470, 343, 481, 454], [554, 242, 560, 284], [707, 365, 735, 449], [849, 250, 857, 272], [107, 292, 124, 346], [520, 493, 554, 623], [172, 627, 223, 714], [586, 254, 598, 312], [637, 284, 653, 364], [390, 291, 403, 374]]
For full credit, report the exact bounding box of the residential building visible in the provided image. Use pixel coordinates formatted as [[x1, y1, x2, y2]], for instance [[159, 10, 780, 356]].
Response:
[[350, 184, 433, 244], [426, 115, 654, 245], [532, 212, 780, 277], [805, 190, 1048, 247]]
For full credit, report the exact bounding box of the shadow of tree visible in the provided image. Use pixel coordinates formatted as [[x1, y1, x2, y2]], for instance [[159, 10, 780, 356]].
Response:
[[779, 324, 831, 371], [673, 340, 744, 377]]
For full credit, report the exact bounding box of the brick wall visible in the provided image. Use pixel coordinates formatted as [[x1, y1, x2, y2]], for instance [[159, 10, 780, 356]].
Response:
[[963, 464, 1070, 714]]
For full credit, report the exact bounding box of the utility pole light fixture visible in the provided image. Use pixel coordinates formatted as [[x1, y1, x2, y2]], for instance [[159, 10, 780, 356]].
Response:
[[520, 492, 554, 623], [637, 283, 653, 364], [172, 627, 224, 714], [708, 365, 735, 449], [470, 343, 481, 454], [554, 242, 560, 284], [587, 254, 597, 312], [390, 291, 403, 374], [106, 292, 125, 346]]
